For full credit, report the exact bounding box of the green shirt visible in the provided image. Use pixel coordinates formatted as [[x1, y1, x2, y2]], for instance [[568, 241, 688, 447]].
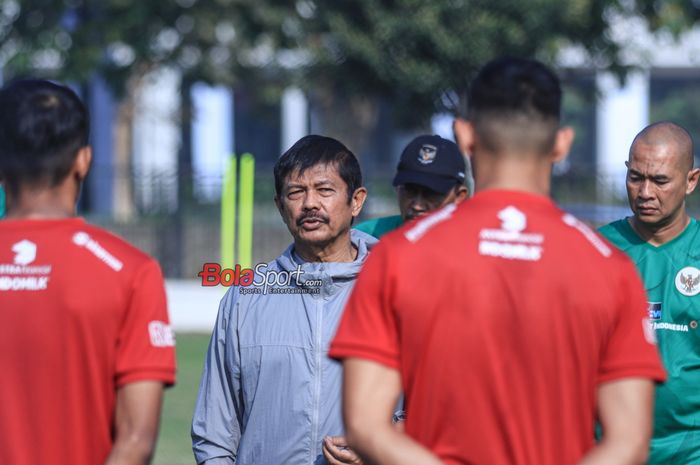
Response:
[[599, 218, 700, 464], [354, 215, 403, 239]]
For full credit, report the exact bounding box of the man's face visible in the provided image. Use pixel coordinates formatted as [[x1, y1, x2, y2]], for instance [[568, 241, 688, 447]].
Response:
[[276, 163, 365, 247], [397, 183, 463, 222], [626, 142, 692, 229]]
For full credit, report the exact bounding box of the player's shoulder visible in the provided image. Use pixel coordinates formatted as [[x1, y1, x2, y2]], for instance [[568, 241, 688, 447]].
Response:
[[383, 203, 460, 248], [72, 221, 159, 272], [597, 218, 629, 242], [556, 212, 631, 263]]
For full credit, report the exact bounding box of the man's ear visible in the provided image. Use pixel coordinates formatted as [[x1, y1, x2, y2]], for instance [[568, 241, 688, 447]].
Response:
[[551, 126, 575, 164], [454, 186, 469, 204], [453, 118, 474, 158], [74, 146, 92, 180], [686, 168, 700, 195], [350, 187, 368, 218]]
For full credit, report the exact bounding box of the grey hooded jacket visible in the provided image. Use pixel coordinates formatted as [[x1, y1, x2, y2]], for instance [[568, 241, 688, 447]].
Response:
[[192, 230, 377, 465]]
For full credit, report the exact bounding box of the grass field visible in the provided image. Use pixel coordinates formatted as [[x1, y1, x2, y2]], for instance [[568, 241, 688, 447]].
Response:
[[153, 333, 211, 465]]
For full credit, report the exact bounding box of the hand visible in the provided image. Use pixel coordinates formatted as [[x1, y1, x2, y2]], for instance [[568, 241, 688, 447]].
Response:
[[322, 436, 363, 465]]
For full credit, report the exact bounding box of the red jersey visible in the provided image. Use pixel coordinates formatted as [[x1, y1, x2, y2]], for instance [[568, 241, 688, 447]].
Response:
[[330, 190, 665, 465], [0, 218, 176, 465]]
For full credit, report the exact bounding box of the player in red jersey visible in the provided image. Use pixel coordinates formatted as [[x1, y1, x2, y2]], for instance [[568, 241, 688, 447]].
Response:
[[0, 80, 176, 465], [329, 57, 666, 465]]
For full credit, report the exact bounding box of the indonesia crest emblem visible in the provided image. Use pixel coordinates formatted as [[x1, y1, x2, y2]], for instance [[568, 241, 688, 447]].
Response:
[[675, 266, 700, 296], [417, 144, 437, 165]]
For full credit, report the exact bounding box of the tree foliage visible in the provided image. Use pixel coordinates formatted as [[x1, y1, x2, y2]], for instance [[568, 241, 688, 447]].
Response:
[[1, 0, 698, 125], [296, 0, 629, 125], [0, 0, 266, 95], [635, 0, 700, 35]]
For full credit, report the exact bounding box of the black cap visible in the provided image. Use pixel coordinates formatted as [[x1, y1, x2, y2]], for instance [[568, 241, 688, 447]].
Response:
[[392, 135, 466, 194]]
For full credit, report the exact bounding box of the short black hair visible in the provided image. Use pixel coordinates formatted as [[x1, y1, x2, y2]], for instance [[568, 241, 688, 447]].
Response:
[[274, 135, 362, 203], [0, 79, 89, 195], [468, 57, 562, 155]]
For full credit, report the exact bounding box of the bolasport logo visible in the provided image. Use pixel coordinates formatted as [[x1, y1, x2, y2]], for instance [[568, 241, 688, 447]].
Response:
[[198, 263, 322, 295]]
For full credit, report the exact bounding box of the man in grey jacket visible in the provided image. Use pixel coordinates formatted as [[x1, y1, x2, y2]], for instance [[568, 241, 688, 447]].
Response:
[[192, 135, 376, 465]]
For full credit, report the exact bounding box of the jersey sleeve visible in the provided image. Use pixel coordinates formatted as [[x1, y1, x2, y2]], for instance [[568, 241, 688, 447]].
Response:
[[115, 259, 176, 387], [329, 240, 400, 369], [598, 256, 666, 384]]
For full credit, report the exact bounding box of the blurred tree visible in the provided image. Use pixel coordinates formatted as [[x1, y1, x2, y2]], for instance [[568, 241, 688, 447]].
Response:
[[296, 0, 622, 127], [207, 0, 700, 147], [634, 0, 700, 36], [2, 1, 699, 129], [233, 0, 700, 127], [0, 0, 247, 93], [2, 1, 700, 173]]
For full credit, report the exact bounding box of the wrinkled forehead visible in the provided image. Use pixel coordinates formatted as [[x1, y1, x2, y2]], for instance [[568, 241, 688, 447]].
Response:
[[629, 141, 688, 175], [282, 161, 343, 187]]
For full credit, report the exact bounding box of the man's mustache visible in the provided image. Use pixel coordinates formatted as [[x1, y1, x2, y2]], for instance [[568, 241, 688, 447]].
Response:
[[296, 212, 330, 226]]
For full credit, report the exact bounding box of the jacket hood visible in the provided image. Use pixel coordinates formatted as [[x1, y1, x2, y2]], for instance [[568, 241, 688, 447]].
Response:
[[274, 229, 377, 285]]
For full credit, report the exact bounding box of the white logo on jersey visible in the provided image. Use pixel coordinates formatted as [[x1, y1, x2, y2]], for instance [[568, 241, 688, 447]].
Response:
[[12, 240, 36, 265], [1, 240, 51, 291], [72, 231, 90, 246], [675, 266, 700, 296], [498, 206, 527, 232], [0, 276, 49, 291], [479, 207, 543, 261], [148, 321, 175, 347], [72, 232, 123, 272]]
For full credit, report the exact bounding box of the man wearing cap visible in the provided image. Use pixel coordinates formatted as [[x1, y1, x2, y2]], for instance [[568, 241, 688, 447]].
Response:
[[355, 135, 470, 239]]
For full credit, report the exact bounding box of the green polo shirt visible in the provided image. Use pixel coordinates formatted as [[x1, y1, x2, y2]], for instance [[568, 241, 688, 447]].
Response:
[[354, 215, 403, 239], [599, 218, 700, 464]]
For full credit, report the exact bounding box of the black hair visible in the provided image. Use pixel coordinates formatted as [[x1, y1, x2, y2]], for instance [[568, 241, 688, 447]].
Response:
[[468, 57, 562, 154], [274, 135, 362, 203], [0, 79, 89, 195]]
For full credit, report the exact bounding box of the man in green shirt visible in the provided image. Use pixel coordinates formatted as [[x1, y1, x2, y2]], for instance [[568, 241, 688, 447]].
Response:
[[599, 121, 700, 464], [356, 135, 470, 238]]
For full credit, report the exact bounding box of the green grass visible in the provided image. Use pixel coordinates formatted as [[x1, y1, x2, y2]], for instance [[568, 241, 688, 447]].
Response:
[[153, 333, 212, 465]]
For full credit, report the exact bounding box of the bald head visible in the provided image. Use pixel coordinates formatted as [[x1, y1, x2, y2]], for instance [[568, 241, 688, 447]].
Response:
[[625, 121, 700, 237], [630, 121, 694, 172]]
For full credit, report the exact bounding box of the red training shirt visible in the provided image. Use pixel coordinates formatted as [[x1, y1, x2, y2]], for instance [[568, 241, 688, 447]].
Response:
[[0, 218, 176, 465], [330, 189, 665, 465]]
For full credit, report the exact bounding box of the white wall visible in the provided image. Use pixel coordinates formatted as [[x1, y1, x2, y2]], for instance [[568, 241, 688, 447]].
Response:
[[166, 280, 227, 333]]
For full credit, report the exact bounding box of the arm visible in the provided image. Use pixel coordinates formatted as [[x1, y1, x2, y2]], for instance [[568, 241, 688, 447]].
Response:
[[342, 358, 443, 465], [577, 378, 655, 465], [103, 381, 165, 465], [191, 289, 241, 465]]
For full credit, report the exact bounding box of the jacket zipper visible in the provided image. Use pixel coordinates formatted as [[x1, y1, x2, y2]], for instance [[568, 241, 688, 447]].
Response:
[[310, 291, 324, 463]]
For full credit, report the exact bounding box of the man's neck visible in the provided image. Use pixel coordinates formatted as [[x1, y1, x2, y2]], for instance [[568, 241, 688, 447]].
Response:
[[294, 234, 358, 263], [628, 213, 690, 247], [4, 186, 77, 219], [473, 153, 552, 196]]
